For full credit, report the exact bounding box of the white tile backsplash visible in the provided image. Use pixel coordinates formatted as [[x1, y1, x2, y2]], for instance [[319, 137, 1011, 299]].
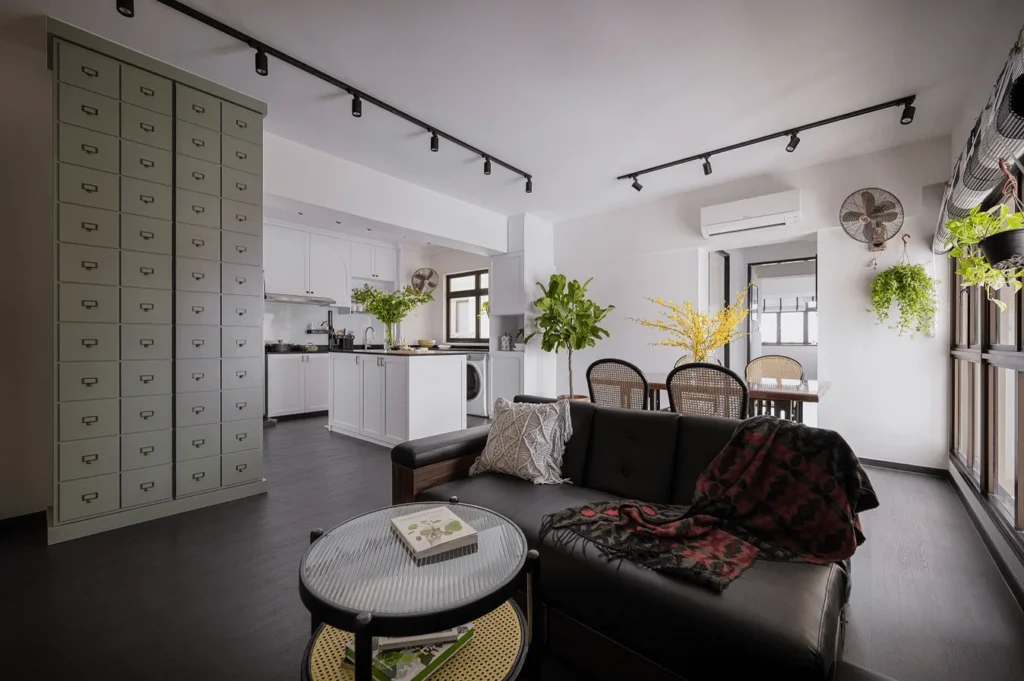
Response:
[[263, 302, 384, 345]]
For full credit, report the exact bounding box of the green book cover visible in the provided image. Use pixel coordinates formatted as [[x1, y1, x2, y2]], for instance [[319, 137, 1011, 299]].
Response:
[[344, 623, 474, 681]]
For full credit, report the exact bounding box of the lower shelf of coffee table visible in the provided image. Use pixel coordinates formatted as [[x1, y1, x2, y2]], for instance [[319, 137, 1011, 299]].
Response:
[[302, 599, 528, 681]]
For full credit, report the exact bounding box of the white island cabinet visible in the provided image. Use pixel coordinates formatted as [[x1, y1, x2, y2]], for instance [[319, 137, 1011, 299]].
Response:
[[329, 352, 467, 447]]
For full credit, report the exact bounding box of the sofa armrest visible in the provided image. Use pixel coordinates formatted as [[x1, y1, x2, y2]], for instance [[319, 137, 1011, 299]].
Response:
[[390, 426, 490, 504]]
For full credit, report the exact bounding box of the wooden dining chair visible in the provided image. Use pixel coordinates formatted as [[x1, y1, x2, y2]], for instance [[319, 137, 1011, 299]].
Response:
[[745, 355, 803, 382], [586, 359, 650, 410], [666, 363, 748, 419]]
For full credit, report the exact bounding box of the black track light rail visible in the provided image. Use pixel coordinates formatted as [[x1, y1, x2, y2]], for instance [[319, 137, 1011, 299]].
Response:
[[616, 95, 916, 182], [151, 0, 532, 183]]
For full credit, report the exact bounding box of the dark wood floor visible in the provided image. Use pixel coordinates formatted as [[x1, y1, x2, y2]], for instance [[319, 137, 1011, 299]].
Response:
[[1, 417, 1022, 681]]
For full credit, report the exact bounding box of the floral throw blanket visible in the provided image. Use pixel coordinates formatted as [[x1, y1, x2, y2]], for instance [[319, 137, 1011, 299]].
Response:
[[539, 416, 879, 592]]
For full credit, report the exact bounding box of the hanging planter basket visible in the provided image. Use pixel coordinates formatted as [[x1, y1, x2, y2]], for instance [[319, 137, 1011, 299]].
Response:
[[980, 228, 1024, 269]]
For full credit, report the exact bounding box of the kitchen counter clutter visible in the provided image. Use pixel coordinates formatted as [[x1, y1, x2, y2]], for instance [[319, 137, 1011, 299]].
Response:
[[329, 351, 467, 447]]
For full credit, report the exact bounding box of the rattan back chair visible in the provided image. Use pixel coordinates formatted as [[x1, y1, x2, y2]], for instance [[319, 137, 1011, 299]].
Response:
[[666, 363, 748, 419], [745, 355, 804, 383], [587, 359, 650, 410]]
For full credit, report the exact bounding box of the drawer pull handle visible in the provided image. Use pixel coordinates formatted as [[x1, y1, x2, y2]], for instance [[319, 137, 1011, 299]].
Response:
[[192, 339, 204, 347], [192, 205, 205, 214], [81, 183, 99, 193], [235, 214, 247, 222], [140, 86, 155, 97], [236, 245, 247, 253], [235, 182, 247, 191], [192, 438, 205, 447], [236, 370, 246, 378], [192, 372, 204, 381], [192, 405, 205, 414], [81, 144, 99, 155], [192, 137, 205, 147], [235, 308, 246, 316], [82, 338, 99, 347], [140, 230, 155, 240], [192, 305, 204, 314], [140, 374, 154, 383], [235, 120, 248, 129], [81, 105, 99, 116], [192, 238, 205, 247], [81, 260, 99, 270], [140, 266, 155, 276], [192, 471, 206, 481], [236, 151, 247, 160], [236, 433, 247, 441], [235, 276, 247, 284], [81, 377, 98, 386], [140, 122, 155, 132], [82, 454, 99, 464], [140, 194, 155, 204], [81, 221, 99, 232], [236, 401, 247, 410], [140, 481, 155, 491], [192, 171, 205, 180], [236, 339, 246, 347], [82, 492, 99, 503], [140, 302, 154, 311], [81, 65, 99, 78], [192, 104, 205, 114], [140, 158, 155, 168], [140, 410, 154, 419], [81, 300, 98, 309], [235, 463, 248, 472], [140, 338, 154, 347], [82, 415, 98, 425], [192, 272, 205, 280], [140, 446, 154, 454]]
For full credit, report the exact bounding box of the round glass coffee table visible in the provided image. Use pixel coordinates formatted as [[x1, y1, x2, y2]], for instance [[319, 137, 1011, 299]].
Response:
[[299, 500, 535, 681]]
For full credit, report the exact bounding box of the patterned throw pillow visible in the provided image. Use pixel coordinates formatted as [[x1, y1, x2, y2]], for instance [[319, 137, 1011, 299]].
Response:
[[470, 398, 573, 484]]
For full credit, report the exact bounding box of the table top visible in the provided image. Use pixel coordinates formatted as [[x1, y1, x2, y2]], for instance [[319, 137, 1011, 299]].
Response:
[[645, 372, 829, 402], [299, 502, 527, 635]]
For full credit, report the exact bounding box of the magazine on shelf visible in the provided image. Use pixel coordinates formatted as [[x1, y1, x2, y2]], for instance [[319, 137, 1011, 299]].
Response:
[[343, 623, 475, 681], [390, 507, 478, 561]]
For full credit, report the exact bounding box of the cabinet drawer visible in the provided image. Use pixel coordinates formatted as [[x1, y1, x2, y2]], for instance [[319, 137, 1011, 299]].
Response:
[[221, 230, 261, 266], [176, 188, 221, 228], [176, 358, 221, 393], [221, 167, 262, 206], [121, 102, 172, 150], [176, 119, 221, 164], [59, 243, 119, 286], [176, 223, 221, 262], [58, 42, 119, 97], [58, 204, 119, 249], [58, 123, 119, 174], [59, 361, 120, 401], [222, 449, 262, 486], [222, 358, 262, 390], [59, 436, 120, 481], [120, 214, 172, 255], [121, 140, 172, 185], [176, 424, 221, 461], [222, 419, 262, 455], [120, 360, 172, 397], [176, 85, 221, 130], [60, 322, 119, 362], [59, 398, 119, 441], [221, 102, 262, 145], [221, 199, 261, 236], [58, 473, 120, 523], [121, 464, 172, 508], [176, 291, 220, 326], [221, 295, 262, 327], [176, 155, 221, 197], [221, 263, 262, 297], [120, 64, 172, 115], [121, 251, 171, 290], [120, 287, 172, 324], [221, 326, 261, 358], [121, 394, 172, 434], [120, 324, 171, 360], [121, 176, 172, 219], [176, 325, 221, 359], [176, 257, 220, 293], [59, 283, 119, 323], [222, 387, 263, 422], [176, 391, 221, 427], [176, 455, 221, 497], [222, 135, 262, 175], [121, 429, 173, 470], [58, 83, 119, 136], [59, 163, 118, 210]]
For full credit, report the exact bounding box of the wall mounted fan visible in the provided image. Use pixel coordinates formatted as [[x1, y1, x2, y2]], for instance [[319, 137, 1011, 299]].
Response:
[[840, 188, 904, 251], [411, 267, 439, 293]]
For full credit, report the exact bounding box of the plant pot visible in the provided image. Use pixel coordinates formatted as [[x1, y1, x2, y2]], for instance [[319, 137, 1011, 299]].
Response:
[[980, 229, 1024, 270], [558, 394, 589, 401]]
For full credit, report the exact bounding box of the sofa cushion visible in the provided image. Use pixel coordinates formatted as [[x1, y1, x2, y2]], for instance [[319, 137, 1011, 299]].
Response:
[[514, 396, 595, 484], [671, 414, 741, 503], [584, 407, 679, 502], [470, 398, 573, 484]]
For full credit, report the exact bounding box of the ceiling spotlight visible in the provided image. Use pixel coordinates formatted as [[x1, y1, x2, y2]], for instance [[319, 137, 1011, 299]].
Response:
[[116, 0, 134, 17], [786, 132, 800, 152], [351, 95, 362, 118], [483, 158, 492, 175], [525, 177, 533, 194], [430, 132, 439, 152], [900, 100, 916, 125], [702, 157, 713, 176], [631, 177, 643, 192], [254, 48, 268, 76]]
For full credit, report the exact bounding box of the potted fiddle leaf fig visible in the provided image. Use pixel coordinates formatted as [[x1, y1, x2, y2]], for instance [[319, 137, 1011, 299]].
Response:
[[945, 204, 1024, 309], [525, 274, 614, 400]]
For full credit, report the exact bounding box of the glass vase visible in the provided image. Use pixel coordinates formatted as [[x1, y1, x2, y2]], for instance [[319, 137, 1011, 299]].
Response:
[[383, 323, 396, 352]]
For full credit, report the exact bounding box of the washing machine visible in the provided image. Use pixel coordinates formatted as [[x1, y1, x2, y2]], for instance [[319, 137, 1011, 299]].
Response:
[[466, 353, 489, 417]]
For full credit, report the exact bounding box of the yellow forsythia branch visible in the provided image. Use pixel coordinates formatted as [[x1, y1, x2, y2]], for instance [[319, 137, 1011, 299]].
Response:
[[627, 287, 750, 362]]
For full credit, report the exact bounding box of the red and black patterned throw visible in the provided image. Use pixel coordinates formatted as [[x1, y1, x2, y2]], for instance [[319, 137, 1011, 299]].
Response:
[[539, 416, 878, 592]]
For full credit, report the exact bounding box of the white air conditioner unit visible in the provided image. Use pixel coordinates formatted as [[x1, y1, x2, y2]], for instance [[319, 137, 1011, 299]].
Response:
[[700, 190, 801, 238]]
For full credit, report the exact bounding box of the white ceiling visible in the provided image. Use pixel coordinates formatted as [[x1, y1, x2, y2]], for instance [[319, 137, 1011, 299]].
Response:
[[4, 0, 1009, 220]]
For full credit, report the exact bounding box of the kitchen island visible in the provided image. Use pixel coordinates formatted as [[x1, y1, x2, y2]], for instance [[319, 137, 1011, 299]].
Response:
[[328, 350, 468, 447]]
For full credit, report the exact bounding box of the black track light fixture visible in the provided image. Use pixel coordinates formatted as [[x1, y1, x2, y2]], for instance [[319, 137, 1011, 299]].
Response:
[[351, 95, 362, 118], [702, 157, 713, 176], [254, 48, 269, 76], [525, 177, 533, 194], [900, 100, 916, 125], [786, 132, 800, 152], [430, 132, 439, 152], [116, 0, 135, 17], [484, 157, 492, 175], [631, 176, 643, 192]]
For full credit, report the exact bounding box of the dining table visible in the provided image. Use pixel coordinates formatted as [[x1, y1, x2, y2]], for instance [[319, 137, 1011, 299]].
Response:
[[644, 373, 830, 423]]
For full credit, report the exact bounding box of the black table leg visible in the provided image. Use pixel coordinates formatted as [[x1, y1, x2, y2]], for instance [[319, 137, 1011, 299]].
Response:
[[354, 612, 373, 681], [308, 529, 323, 636], [524, 549, 542, 677]]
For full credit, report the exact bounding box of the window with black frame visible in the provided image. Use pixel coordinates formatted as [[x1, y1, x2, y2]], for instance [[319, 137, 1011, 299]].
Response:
[[760, 296, 818, 345], [445, 269, 489, 343]]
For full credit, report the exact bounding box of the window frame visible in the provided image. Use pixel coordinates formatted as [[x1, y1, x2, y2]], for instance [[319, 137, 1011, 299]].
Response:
[[444, 269, 489, 344]]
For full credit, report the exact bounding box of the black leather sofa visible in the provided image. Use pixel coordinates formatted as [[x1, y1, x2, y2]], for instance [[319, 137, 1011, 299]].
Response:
[[391, 396, 848, 681]]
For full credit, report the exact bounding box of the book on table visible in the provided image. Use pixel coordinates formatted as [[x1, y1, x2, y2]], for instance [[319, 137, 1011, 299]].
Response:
[[390, 507, 478, 561], [344, 623, 475, 681]]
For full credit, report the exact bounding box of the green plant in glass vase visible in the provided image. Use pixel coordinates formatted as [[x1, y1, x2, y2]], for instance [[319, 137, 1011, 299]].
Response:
[[351, 284, 433, 350], [945, 204, 1024, 310]]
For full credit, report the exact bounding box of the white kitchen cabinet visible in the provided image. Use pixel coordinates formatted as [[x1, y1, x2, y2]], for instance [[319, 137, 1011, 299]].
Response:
[[488, 252, 525, 315], [308, 235, 350, 305], [330, 353, 361, 432], [267, 354, 305, 417], [350, 242, 374, 280], [264, 225, 307, 296], [304, 354, 330, 412], [490, 352, 524, 403], [382, 356, 409, 443], [351, 242, 396, 283], [360, 355, 384, 439]]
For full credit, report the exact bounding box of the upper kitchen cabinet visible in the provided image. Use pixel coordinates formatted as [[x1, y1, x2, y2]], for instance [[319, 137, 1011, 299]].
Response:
[[351, 242, 396, 283], [262, 225, 351, 306], [308, 235, 350, 305], [488, 252, 525, 315]]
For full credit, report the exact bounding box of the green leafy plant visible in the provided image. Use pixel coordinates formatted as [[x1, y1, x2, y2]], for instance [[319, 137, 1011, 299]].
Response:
[[352, 284, 433, 346], [525, 274, 614, 397], [870, 263, 938, 337], [945, 204, 1024, 309]]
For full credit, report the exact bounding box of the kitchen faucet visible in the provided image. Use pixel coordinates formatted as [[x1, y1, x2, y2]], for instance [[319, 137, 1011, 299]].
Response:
[[363, 326, 375, 349]]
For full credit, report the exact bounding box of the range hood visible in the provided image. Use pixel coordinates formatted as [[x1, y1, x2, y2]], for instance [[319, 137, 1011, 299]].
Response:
[[264, 292, 346, 310]]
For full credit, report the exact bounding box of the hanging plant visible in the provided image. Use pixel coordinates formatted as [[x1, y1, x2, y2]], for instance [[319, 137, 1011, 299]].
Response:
[[869, 235, 938, 337]]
